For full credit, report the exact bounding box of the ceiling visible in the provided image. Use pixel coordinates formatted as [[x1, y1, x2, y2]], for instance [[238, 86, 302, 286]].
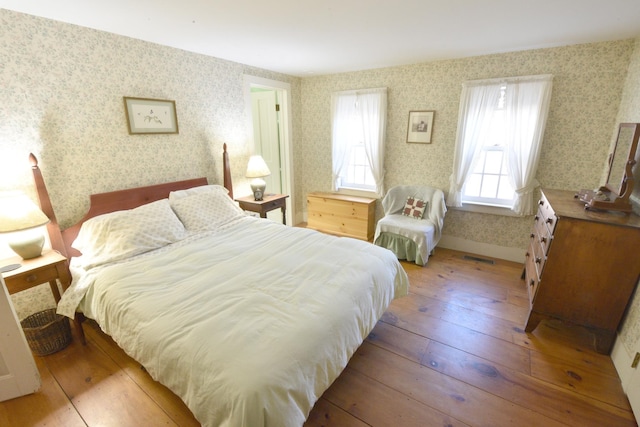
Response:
[[2, 0, 640, 76]]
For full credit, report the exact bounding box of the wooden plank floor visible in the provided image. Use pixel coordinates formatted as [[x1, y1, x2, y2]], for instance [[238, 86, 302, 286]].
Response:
[[0, 248, 636, 426]]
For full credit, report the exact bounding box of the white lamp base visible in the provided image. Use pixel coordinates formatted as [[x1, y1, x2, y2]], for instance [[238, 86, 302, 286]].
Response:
[[8, 231, 45, 260], [250, 178, 267, 201]]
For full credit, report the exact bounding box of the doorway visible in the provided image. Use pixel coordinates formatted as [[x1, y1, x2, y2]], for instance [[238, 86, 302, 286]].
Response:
[[243, 75, 294, 226]]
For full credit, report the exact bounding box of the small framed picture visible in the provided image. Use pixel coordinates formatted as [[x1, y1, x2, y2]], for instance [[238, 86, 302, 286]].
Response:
[[123, 97, 179, 134], [406, 110, 434, 144]]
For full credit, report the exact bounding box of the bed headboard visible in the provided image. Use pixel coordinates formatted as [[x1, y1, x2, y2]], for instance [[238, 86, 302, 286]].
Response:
[[31, 143, 234, 259]]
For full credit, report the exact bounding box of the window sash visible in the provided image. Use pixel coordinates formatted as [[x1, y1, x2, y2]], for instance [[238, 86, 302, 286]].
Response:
[[462, 146, 515, 207], [339, 142, 375, 190]]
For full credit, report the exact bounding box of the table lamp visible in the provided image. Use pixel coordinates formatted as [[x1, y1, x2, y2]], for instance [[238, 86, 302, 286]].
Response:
[[246, 155, 271, 201], [0, 191, 50, 264]]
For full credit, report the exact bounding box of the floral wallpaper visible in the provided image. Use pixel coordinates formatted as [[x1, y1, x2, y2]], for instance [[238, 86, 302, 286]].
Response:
[[0, 9, 301, 318]]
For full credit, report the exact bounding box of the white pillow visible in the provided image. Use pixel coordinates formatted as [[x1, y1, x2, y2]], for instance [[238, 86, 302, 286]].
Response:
[[170, 190, 245, 231], [168, 184, 229, 201], [72, 199, 186, 269]]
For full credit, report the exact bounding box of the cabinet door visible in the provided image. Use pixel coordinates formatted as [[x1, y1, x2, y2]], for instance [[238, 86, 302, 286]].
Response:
[[0, 276, 40, 402]]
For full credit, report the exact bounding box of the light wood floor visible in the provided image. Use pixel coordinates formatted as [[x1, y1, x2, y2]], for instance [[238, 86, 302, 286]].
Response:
[[1, 248, 636, 426]]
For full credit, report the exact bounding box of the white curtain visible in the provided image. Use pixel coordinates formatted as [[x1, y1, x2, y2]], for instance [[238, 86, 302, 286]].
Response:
[[504, 76, 553, 215], [331, 88, 387, 196], [331, 92, 356, 191], [447, 83, 503, 206], [359, 89, 387, 197]]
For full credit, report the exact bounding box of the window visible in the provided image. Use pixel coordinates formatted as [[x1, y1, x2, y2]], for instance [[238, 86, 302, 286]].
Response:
[[331, 88, 387, 196], [462, 85, 515, 207], [448, 75, 553, 215]]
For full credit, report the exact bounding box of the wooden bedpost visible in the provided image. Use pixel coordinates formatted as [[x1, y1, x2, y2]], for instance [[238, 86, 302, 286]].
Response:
[[29, 153, 87, 345], [29, 153, 67, 258], [223, 143, 233, 199]]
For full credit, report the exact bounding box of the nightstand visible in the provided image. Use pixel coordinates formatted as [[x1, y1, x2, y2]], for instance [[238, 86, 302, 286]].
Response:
[[1, 250, 70, 304], [235, 194, 289, 225]]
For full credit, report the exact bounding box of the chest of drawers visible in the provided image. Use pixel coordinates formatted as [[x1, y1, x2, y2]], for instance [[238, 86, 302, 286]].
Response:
[[306, 192, 376, 241], [524, 189, 640, 354]]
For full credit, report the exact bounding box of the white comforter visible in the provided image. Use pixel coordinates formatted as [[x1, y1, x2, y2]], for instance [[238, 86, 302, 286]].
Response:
[[59, 216, 409, 427]]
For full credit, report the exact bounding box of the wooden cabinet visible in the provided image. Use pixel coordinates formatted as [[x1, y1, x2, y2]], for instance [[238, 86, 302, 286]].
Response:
[[524, 189, 640, 354], [306, 192, 376, 241]]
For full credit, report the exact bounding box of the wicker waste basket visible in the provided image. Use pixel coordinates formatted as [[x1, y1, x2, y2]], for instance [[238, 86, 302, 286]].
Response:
[[20, 308, 72, 356]]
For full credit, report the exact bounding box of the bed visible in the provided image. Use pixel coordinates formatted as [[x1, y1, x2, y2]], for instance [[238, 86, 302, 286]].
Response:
[[32, 145, 409, 427]]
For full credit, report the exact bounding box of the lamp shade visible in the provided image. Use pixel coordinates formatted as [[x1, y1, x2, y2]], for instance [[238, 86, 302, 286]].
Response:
[[246, 155, 271, 178], [0, 191, 50, 233]]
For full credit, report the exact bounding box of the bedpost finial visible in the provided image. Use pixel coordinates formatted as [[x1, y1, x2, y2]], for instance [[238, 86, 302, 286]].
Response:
[[29, 153, 38, 168], [223, 143, 227, 152]]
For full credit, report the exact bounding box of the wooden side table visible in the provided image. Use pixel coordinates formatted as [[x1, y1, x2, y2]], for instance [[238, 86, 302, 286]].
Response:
[[235, 194, 289, 225], [1, 250, 86, 345], [1, 250, 70, 303]]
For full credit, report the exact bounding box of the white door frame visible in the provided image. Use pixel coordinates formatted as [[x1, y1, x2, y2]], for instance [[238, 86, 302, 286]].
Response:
[[243, 75, 294, 226], [0, 276, 40, 402]]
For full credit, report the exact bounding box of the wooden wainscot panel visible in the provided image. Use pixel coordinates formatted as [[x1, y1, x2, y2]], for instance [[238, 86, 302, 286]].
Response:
[[306, 192, 376, 241]]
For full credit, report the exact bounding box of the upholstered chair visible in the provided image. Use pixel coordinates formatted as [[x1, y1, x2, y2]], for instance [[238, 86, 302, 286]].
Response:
[[374, 185, 447, 266]]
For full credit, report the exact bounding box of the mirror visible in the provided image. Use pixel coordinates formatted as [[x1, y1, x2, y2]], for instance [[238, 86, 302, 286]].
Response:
[[577, 123, 640, 212], [605, 123, 639, 197]]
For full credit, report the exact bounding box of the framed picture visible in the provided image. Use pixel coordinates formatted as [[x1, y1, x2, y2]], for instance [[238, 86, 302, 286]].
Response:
[[123, 97, 179, 134], [406, 110, 434, 144]]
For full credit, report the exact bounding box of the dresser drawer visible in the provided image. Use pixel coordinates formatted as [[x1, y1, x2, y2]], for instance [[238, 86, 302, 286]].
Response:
[[531, 234, 546, 278], [533, 210, 553, 255], [5, 264, 59, 294], [537, 195, 557, 233], [524, 243, 540, 304], [262, 197, 286, 211]]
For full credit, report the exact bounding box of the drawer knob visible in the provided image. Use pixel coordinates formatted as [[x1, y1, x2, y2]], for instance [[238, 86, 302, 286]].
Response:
[[525, 252, 530, 258], [535, 257, 542, 264], [530, 233, 535, 239], [529, 279, 535, 286], [540, 237, 547, 243], [534, 215, 539, 222], [539, 200, 544, 206], [26, 274, 37, 282], [546, 218, 553, 224]]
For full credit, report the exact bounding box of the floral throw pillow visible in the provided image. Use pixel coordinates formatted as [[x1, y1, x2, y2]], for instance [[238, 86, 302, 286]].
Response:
[[402, 197, 427, 219]]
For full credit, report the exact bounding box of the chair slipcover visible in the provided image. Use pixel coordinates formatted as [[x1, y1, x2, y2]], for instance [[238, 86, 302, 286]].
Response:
[[374, 185, 446, 266]]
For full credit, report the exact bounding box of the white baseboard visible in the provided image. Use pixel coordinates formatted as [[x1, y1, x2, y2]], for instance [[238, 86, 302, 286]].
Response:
[[438, 235, 525, 263]]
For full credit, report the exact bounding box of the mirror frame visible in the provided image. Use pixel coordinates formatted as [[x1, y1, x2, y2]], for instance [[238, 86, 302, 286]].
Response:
[[605, 123, 640, 198], [577, 122, 640, 212]]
